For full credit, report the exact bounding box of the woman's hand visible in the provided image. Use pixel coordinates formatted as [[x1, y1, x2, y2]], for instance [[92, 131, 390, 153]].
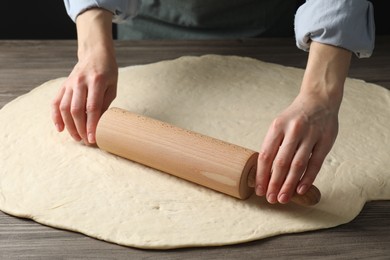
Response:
[[256, 92, 339, 204], [51, 49, 118, 144], [51, 8, 116, 145], [256, 41, 352, 204]]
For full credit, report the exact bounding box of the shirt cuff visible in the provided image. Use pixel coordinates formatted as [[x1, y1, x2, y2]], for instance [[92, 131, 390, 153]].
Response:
[[294, 0, 375, 58], [63, 0, 139, 23]]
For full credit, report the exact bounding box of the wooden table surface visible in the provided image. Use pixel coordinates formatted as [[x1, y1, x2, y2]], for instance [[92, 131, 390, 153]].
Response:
[[0, 37, 389, 259]]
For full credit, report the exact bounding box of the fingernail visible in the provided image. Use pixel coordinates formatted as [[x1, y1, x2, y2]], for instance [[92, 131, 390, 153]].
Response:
[[88, 133, 95, 143], [278, 193, 289, 204], [256, 185, 264, 196], [267, 193, 277, 204], [298, 185, 307, 195], [55, 124, 61, 132]]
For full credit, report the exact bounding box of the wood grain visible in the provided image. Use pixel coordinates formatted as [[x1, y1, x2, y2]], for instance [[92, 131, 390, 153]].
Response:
[[96, 107, 258, 199], [0, 38, 389, 259]]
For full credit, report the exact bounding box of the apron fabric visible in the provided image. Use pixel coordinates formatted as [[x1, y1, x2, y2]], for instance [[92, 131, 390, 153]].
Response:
[[117, 0, 297, 39]]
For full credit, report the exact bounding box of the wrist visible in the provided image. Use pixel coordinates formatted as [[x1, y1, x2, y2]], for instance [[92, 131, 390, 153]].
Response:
[[300, 41, 352, 112], [76, 8, 115, 60]]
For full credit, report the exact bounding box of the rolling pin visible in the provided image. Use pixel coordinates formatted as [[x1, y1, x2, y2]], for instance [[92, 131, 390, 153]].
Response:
[[95, 107, 321, 206]]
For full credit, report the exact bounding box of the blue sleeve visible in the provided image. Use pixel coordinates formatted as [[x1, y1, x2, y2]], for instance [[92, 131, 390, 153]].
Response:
[[63, 0, 139, 23], [294, 0, 375, 58]]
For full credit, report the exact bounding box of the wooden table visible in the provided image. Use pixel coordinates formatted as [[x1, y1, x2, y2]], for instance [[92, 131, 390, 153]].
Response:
[[1, 38, 389, 259]]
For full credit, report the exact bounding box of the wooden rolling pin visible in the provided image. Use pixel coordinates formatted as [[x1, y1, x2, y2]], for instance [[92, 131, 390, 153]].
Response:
[[96, 107, 321, 206]]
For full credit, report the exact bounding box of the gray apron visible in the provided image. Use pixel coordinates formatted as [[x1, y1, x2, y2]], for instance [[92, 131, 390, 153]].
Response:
[[117, 0, 296, 39]]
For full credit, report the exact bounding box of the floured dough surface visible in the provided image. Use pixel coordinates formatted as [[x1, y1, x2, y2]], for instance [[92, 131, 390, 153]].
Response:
[[0, 55, 389, 249]]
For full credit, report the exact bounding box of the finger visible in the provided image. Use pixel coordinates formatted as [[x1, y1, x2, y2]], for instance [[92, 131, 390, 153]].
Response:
[[51, 87, 66, 132], [85, 86, 105, 144], [71, 85, 88, 143], [267, 135, 300, 204], [256, 124, 284, 197], [277, 142, 314, 204], [297, 142, 329, 195], [60, 88, 81, 142]]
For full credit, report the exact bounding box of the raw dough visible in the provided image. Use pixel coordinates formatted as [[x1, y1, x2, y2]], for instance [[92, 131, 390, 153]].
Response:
[[0, 55, 389, 249]]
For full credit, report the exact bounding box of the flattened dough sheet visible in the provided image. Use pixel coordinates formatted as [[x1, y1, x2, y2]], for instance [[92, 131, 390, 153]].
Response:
[[0, 55, 389, 249]]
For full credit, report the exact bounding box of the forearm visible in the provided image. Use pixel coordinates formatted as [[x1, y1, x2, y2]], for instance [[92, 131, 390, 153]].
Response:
[[76, 8, 115, 60], [301, 41, 352, 113]]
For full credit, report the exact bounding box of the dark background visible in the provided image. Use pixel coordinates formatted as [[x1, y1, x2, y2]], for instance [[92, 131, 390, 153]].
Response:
[[0, 1, 388, 40]]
